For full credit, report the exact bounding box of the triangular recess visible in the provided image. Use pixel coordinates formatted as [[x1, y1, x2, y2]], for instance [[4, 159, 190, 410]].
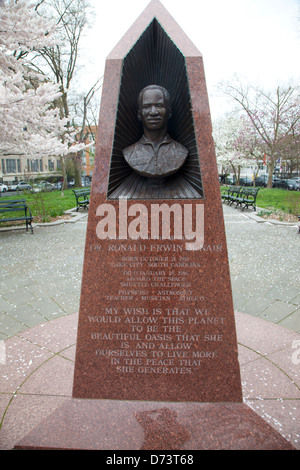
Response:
[[107, 18, 203, 199]]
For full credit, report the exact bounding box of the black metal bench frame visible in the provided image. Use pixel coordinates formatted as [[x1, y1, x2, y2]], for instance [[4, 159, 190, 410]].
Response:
[[0, 199, 33, 233], [221, 186, 260, 211], [72, 189, 90, 212]]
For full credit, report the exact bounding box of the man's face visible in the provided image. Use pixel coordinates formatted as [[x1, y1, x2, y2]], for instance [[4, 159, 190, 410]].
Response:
[[139, 89, 170, 131]]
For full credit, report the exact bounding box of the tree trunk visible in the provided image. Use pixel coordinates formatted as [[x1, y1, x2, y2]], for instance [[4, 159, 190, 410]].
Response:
[[237, 166, 241, 186], [267, 159, 274, 188], [73, 153, 82, 188], [230, 163, 237, 185], [60, 155, 68, 191]]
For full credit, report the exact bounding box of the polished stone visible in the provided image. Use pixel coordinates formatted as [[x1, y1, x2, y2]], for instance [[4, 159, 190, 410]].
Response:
[[15, 400, 294, 450], [73, 0, 242, 404]]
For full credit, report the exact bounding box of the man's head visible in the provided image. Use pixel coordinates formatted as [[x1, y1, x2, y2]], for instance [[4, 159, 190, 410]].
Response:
[[137, 85, 172, 131]]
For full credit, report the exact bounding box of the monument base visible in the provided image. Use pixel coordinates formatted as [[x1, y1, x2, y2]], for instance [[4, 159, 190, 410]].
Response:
[[15, 399, 294, 450]]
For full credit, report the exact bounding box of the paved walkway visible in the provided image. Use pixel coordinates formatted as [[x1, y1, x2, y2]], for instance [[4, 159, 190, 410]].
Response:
[[225, 206, 299, 333], [0, 212, 88, 341], [0, 204, 299, 449]]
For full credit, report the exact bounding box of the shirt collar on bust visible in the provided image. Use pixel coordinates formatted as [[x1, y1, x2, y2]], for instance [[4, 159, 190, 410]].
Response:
[[139, 134, 173, 145]]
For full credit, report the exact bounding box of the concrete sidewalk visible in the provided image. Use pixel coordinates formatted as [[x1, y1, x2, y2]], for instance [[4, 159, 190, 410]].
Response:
[[0, 212, 88, 341], [0, 204, 299, 449], [224, 206, 300, 333]]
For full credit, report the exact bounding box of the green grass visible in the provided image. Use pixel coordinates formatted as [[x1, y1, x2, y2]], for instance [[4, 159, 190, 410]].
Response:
[[221, 186, 300, 216], [256, 188, 300, 215], [0, 188, 79, 224], [1, 186, 299, 228]]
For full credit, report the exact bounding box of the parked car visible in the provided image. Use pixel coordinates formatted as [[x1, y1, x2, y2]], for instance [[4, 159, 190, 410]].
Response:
[[272, 178, 288, 189], [34, 181, 55, 192], [53, 181, 63, 190], [254, 175, 268, 187], [285, 179, 300, 191], [239, 177, 253, 186], [16, 181, 32, 191], [0, 183, 8, 192], [225, 176, 236, 185], [82, 177, 91, 187], [8, 183, 18, 191]]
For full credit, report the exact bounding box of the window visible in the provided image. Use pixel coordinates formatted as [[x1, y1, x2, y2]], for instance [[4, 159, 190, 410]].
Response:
[[48, 159, 55, 171], [31, 159, 38, 172], [6, 159, 17, 173]]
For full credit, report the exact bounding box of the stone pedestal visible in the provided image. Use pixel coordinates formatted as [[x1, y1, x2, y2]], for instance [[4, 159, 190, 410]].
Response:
[[15, 400, 294, 450]]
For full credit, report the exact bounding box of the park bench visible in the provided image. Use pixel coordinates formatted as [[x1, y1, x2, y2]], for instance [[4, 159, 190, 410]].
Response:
[[221, 186, 260, 211], [72, 189, 90, 212], [221, 186, 240, 204], [0, 199, 33, 233]]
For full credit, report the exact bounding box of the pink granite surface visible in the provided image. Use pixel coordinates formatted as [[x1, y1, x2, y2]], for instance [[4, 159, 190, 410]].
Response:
[[107, 0, 201, 60], [72, 0, 242, 403], [14, 400, 294, 450]]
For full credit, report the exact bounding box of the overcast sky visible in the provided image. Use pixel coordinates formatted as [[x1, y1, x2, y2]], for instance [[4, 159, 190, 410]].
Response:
[[79, 0, 300, 119]]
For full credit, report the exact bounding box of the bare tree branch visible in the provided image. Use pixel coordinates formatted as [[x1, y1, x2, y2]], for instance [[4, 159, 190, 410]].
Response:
[[218, 77, 300, 187]]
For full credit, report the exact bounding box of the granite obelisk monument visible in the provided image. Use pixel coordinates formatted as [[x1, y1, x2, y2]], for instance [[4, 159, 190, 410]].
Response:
[[72, 0, 242, 403], [15, 1, 295, 450]]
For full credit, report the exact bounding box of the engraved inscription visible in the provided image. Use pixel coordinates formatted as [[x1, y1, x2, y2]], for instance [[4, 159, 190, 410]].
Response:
[[87, 241, 226, 376], [90, 306, 224, 375]]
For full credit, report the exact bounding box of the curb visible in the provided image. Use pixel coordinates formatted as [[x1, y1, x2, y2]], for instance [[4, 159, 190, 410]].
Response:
[[223, 204, 299, 228], [244, 207, 299, 227]]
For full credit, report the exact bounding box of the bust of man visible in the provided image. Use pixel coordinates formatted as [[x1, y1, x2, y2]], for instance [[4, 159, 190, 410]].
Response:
[[122, 85, 188, 186]]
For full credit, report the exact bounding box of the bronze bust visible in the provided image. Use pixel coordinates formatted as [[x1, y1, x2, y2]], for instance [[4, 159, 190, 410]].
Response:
[[122, 85, 188, 186]]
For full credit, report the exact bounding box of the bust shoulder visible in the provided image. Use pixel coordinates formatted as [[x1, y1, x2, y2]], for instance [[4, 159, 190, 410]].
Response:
[[122, 140, 143, 163], [168, 139, 188, 157]]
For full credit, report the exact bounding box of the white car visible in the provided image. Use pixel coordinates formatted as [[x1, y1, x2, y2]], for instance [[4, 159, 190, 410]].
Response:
[[16, 181, 32, 191], [0, 183, 8, 192], [8, 183, 18, 191], [34, 181, 55, 192]]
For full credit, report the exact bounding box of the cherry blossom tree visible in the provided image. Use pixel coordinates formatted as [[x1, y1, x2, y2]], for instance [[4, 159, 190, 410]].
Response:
[[29, 0, 94, 187], [0, 0, 86, 161], [219, 76, 300, 187], [213, 113, 255, 184], [232, 115, 266, 185]]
